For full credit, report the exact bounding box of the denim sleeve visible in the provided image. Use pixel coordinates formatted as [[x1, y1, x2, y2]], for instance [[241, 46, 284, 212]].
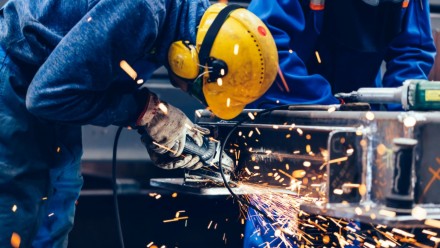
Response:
[[383, 0, 435, 88], [247, 0, 338, 109], [26, 0, 162, 127]]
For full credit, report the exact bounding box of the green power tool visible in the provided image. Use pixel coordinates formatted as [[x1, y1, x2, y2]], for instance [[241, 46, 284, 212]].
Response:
[[335, 79, 440, 110]]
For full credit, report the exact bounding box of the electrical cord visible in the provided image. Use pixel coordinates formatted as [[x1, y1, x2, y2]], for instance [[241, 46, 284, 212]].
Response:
[[112, 126, 125, 248]]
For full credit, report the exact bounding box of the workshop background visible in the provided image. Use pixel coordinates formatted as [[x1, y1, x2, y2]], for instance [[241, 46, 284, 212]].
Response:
[[1, 0, 440, 247]]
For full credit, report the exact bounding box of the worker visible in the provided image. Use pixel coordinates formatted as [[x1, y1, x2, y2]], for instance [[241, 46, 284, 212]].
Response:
[[244, 0, 435, 247], [0, 0, 277, 247]]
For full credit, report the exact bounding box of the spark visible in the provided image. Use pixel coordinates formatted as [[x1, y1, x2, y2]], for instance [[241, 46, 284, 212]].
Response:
[[10, 232, 21, 248], [403, 116, 417, 127], [226, 98, 231, 107], [255, 128, 261, 135], [364, 242, 375, 248], [342, 183, 360, 189], [196, 110, 202, 118], [391, 228, 415, 238], [152, 141, 177, 155], [119, 60, 137, 80], [327, 156, 348, 164], [217, 78, 223, 86], [411, 206, 427, 220], [333, 189, 343, 195], [234, 44, 240, 55], [207, 220, 213, 229], [175, 210, 185, 218], [48, 213, 54, 217], [278, 170, 294, 179], [425, 219, 440, 228], [358, 184, 367, 196], [379, 209, 396, 218], [302, 161, 311, 167], [158, 103, 168, 114], [248, 130, 254, 137], [12, 205, 17, 212], [315, 51, 322, 64], [171, 192, 178, 198], [56, 147, 61, 153], [422, 229, 437, 236], [305, 145, 311, 153], [277, 65, 290, 93], [163, 216, 189, 223], [248, 112, 255, 120], [431, 237, 440, 243], [292, 170, 306, 179], [377, 143, 388, 155], [87, 17, 92, 22], [328, 106, 336, 113], [297, 128, 303, 135], [146, 242, 154, 247], [365, 111, 375, 121], [136, 79, 144, 84]]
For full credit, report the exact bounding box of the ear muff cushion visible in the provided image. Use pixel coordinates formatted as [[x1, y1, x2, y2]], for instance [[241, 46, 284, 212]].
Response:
[[168, 41, 200, 79]]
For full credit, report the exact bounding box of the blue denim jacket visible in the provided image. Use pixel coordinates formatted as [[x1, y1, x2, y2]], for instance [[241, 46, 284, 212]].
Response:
[[0, 0, 209, 245], [0, 0, 209, 126]]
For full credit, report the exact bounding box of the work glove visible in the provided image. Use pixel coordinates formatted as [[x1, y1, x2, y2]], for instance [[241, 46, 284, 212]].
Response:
[[137, 93, 209, 170]]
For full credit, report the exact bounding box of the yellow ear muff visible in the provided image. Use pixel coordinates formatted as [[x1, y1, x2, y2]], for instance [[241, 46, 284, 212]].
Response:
[[168, 41, 200, 80]]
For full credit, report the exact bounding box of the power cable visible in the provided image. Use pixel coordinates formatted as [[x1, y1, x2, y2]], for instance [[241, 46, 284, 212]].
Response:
[[112, 126, 125, 248]]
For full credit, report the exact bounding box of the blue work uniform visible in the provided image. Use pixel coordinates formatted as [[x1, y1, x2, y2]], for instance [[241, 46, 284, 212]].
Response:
[[245, 0, 435, 247], [247, 0, 435, 109], [0, 0, 209, 246]]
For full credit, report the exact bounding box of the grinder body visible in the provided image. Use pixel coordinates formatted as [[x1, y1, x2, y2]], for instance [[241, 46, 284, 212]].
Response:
[[183, 136, 234, 183]]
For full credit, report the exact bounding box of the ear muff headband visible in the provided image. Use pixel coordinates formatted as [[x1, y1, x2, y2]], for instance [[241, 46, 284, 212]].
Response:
[[198, 4, 244, 81]]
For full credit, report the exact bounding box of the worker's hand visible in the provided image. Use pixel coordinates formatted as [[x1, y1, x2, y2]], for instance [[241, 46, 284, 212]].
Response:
[[139, 131, 205, 170], [137, 93, 210, 170], [137, 93, 209, 157]]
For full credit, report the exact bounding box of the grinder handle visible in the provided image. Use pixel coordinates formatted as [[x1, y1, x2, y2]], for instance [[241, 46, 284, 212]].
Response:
[[183, 136, 217, 163]]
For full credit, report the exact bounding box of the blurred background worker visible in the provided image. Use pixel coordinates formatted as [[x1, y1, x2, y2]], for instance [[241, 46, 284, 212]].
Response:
[[244, 0, 435, 247], [0, 0, 277, 247], [247, 0, 435, 110]]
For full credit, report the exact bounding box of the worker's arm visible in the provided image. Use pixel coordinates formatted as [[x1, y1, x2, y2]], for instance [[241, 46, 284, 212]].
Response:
[[26, 0, 162, 127], [383, 0, 435, 88], [247, 0, 338, 108]]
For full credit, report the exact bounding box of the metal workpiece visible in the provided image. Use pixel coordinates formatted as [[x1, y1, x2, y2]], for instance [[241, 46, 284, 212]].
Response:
[[150, 108, 440, 227], [386, 138, 418, 210]]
